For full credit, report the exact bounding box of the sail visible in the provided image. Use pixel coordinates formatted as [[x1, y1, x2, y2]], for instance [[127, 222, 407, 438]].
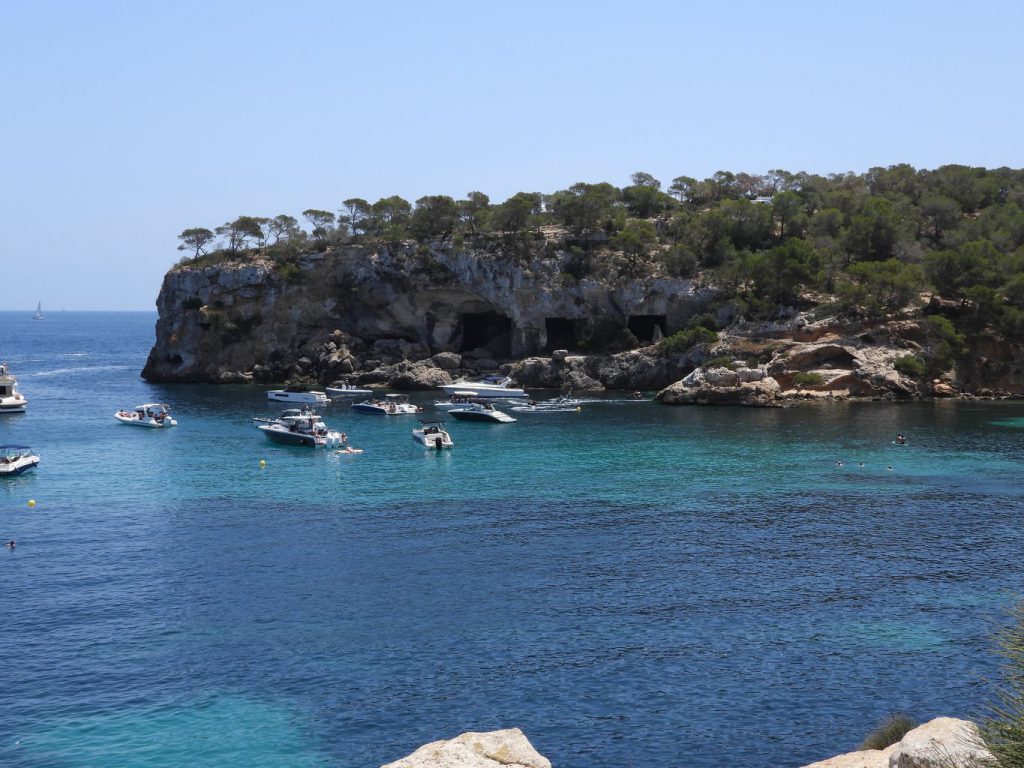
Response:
[[34, 302, 43, 319]]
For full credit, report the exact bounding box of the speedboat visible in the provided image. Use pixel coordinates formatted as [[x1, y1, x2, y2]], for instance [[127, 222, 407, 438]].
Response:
[[412, 420, 454, 449], [352, 393, 423, 415], [433, 391, 479, 409], [512, 398, 581, 413], [0, 362, 27, 413], [437, 375, 528, 399], [0, 445, 39, 476], [267, 388, 330, 404], [256, 409, 343, 447], [448, 400, 517, 423], [114, 403, 177, 427], [325, 384, 374, 399]]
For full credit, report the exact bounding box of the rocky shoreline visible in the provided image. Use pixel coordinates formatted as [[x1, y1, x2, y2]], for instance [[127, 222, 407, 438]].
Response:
[[380, 718, 993, 767], [142, 245, 1024, 404]]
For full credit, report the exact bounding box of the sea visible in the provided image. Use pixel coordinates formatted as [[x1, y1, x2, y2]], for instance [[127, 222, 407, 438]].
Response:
[[1, 310, 1023, 768]]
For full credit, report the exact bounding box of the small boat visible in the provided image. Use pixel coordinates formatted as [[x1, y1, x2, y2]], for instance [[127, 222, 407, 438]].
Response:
[[256, 409, 343, 447], [352, 393, 424, 415], [33, 302, 44, 320], [433, 390, 479, 409], [437, 375, 528, 399], [114, 403, 177, 428], [627, 390, 646, 401], [267, 388, 330, 404], [0, 362, 28, 413], [412, 420, 454, 450], [325, 384, 375, 399], [448, 399, 517, 423], [0, 445, 39, 476]]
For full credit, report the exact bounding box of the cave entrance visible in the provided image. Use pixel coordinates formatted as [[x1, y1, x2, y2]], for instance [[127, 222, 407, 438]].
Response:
[[545, 317, 577, 350], [628, 314, 667, 342], [459, 311, 511, 355]]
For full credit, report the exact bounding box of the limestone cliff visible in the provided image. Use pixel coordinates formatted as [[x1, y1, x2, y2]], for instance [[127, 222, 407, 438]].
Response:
[[142, 242, 705, 385]]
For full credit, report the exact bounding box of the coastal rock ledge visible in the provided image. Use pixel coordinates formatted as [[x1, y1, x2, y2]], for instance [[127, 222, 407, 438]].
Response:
[[801, 717, 994, 768], [380, 728, 551, 768]]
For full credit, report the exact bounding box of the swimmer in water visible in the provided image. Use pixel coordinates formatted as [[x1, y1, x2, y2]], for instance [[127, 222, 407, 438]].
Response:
[[4, 540, 14, 549], [887, 465, 894, 471], [836, 461, 843, 468]]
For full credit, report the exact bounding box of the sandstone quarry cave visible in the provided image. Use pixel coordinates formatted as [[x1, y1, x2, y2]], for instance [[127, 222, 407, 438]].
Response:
[[627, 314, 667, 343], [544, 317, 578, 350], [458, 311, 512, 356]]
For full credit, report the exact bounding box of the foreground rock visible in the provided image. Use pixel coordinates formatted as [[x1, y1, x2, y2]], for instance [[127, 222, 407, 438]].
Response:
[[801, 717, 994, 768], [381, 729, 551, 768]]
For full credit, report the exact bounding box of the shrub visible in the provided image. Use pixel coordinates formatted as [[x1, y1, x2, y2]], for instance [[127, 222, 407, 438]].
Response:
[[277, 262, 302, 283], [860, 713, 917, 751], [983, 601, 1024, 765], [792, 372, 825, 387], [893, 354, 926, 378], [659, 327, 717, 356]]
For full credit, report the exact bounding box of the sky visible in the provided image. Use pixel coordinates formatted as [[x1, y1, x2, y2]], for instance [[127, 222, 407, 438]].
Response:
[[2, 0, 1023, 310]]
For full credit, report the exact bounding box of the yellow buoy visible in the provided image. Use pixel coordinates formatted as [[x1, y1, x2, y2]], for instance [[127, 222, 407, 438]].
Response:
[[27, 499, 36, 508], [259, 459, 267, 468]]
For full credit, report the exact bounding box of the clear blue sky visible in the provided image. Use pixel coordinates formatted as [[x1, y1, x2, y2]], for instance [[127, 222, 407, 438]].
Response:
[[2, 0, 1022, 310]]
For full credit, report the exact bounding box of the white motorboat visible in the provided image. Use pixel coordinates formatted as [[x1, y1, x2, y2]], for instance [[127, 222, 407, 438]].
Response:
[[0, 363, 27, 413], [437, 375, 528, 399], [511, 396, 582, 413], [352, 393, 423, 415], [412, 420, 454, 450], [114, 403, 177, 428], [325, 384, 374, 399], [432, 390, 479, 409], [0, 445, 39, 476], [448, 400, 517, 423], [255, 409, 343, 447], [267, 388, 330, 404]]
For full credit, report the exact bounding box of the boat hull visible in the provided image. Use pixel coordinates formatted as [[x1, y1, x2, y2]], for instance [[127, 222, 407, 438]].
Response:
[[258, 424, 341, 447], [114, 414, 176, 428], [267, 391, 330, 404], [0, 402, 27, 414], [325, 386, 374, 398], [438, 383, 528, 398], [0, 457, 39, 476], [449, 409, 516, 424]]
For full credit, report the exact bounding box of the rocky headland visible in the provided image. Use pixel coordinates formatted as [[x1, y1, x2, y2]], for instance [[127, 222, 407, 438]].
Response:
[[143, 239, 1024, 405]]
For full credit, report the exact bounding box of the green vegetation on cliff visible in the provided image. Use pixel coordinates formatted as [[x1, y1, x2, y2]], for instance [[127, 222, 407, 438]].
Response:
[[177, 164, 1024, 371]]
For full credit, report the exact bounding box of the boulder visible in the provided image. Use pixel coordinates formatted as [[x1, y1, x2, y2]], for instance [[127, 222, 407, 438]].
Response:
[[380, 728, 551, 768], [801, 745, 895, 767], [888, 717, 993, 767], [551, 349, 569, 361], [932, 382, 957, 398], [432, 352, 462, 370], [387, 360, 453, 390]]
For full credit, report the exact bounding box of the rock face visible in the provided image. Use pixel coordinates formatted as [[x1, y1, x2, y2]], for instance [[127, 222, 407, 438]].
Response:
[[656, 365, 782, 406], [380, 728, 551, 768], [887, 717, 993, 767], [142, 243, 702, 384], [801, 717, 994, 768]]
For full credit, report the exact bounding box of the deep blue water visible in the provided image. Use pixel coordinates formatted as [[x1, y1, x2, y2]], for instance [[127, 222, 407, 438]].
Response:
[[1, 311, 1023, 767]]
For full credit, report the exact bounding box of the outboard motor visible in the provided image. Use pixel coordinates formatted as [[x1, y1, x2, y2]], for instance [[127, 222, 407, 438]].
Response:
[[434, 436, 444, 450]]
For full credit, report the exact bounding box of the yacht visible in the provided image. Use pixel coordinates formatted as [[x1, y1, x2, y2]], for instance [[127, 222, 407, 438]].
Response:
[[0, 363, 27, 413], [437, 375, 528, 399], [0, 445, 39, 476], [267, 388, 331, 404], [411, 420, 454, 450], [114, 403, 177, 428], [255, 409, 343, 447], [352, 393, 423, 415], [448, 400, 517, 423], [325, 384, 374, 399]]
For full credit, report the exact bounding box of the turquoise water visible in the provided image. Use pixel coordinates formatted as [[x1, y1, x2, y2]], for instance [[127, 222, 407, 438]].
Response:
[[1, 311, 1023, 767]]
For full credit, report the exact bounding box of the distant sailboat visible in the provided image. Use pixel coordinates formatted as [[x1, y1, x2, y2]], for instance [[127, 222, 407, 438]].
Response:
[[33, 301, 44, 320]]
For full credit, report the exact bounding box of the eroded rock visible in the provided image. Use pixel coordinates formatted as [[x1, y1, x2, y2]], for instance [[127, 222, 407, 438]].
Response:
[[380, 728, 551, 768]]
